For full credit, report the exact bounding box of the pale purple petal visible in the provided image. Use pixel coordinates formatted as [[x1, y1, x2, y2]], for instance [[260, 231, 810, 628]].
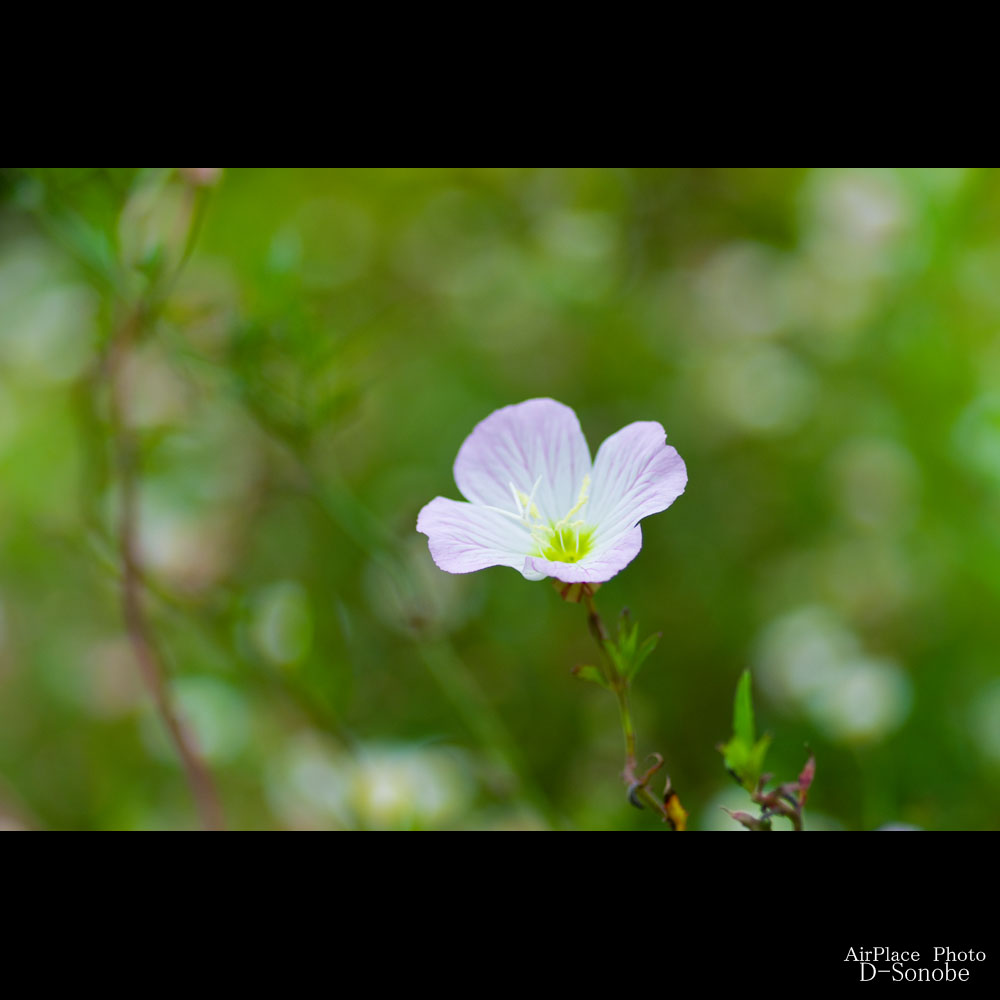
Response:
[[586, 422, 687, 543], [453, 398, 591, 522], [417, 496, 532, 575], [522, 527, 643, 584]]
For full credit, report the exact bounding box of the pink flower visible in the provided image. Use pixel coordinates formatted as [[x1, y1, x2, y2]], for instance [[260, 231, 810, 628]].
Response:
[[417, 399, 687, 584]]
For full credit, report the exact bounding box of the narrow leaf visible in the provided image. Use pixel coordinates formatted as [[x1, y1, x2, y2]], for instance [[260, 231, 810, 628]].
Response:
[[604, 642, 625, 677], [733, 668, 756, 748], [572, 665, 610, 690], [626, 631, 662, 680], [720, 670, 770, 791]]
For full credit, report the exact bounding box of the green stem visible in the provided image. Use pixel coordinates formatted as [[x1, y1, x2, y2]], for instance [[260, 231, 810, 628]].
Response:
[[583, 590, 685, 828], [615, 684, 637, 766]]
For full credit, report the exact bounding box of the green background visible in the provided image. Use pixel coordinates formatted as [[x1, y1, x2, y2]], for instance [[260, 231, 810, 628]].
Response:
[[1, 167, 997, 831]]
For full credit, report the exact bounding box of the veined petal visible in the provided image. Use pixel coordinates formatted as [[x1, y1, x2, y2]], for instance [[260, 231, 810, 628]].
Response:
[[417, 497, 532, 575], [523, 527, 643, 584], [453, 398, 591, 522], [587, 421, 687, 542]]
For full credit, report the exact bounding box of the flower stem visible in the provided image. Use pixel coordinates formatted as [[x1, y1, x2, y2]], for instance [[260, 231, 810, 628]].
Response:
[[583, 590, 687, 829], [615, 684, 637, 764]]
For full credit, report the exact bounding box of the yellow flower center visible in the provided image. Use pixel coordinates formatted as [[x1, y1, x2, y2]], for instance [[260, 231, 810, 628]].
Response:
[[537, 523, 595, 563], [514, 474, 594, 564]]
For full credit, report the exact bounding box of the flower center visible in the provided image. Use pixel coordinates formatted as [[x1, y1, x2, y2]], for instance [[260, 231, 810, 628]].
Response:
[[499, 474, 594, 564], [537, 523, 595, 563]]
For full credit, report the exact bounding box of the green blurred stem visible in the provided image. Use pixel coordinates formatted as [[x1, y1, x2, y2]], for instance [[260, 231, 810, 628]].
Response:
[[271, 439, 560, 827], [416, 642, 559, 826], [103, 189, 226, 831]]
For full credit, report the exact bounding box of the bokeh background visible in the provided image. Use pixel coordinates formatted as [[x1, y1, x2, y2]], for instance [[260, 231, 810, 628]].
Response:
[[1, 167, 997, 831]]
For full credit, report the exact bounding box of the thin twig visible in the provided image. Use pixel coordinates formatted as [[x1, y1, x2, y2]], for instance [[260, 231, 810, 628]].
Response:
[[106, 303, 225, 832]]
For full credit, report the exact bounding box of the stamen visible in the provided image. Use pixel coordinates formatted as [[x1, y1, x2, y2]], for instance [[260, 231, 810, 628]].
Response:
[[525, 475, 543, 520], [554, 474, 591, 530], [492, 473, 595, 564], [483, 504, 527, 523], [509, 482, 524, 518]]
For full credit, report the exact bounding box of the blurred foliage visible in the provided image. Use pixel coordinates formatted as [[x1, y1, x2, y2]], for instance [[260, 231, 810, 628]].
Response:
[[1, 167, 1000, 830]]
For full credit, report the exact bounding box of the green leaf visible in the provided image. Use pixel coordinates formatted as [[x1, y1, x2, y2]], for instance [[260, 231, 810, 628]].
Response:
[[733, 668, 755, 748], [602, 640, 625, 678], [626, 631, 661, 681], [624, 622, 639, 662], [573, 665, 610, 689], [617, 607, 632, 638], [720, 670, 770, 791], [746, 734, 772, 786]]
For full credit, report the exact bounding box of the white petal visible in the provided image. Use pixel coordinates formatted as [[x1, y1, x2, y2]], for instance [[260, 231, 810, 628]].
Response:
[[453, 398, 591, 522], [416, 497, 532, 575], [587, 421, 687, 543]]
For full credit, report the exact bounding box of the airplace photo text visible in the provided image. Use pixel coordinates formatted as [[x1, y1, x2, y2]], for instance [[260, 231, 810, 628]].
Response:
[[845, 948, 987, 983]]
